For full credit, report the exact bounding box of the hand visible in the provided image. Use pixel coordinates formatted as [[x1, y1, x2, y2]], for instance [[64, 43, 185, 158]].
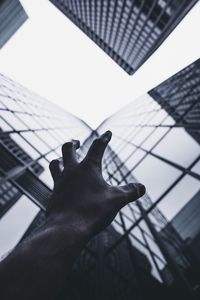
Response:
[[48, 131, 146, 237]]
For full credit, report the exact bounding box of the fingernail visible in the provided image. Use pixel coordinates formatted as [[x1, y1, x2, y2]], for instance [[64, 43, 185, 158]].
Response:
[[72, 139, 80, 148], [136, 183, 146, 196], [102, 130, 112, 143], [105, 130, 112, 136]]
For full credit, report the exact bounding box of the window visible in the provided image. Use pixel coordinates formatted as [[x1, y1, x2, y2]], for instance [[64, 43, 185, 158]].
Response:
[[133, 155, 181, 201], [157, 175, 200, 221], [21, 132, 50, 155], [0, 117, 12, 131], [10, 133, 40, 159], [38, 158, 54, 189], [125, 149, 146, 170], [0, 195, 40, 260], [191, 159, 200, 175], [1, 111, 27, 131], [142, 127, 169, 150], [153, 128, 200, 167]]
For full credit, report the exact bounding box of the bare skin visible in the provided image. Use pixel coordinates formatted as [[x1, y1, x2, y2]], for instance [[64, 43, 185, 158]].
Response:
[[0, 131, 145, 300]]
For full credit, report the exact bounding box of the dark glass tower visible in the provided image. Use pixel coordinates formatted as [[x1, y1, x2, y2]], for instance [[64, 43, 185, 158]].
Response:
[[0, 0, 28, 48], [1, 58, 200, 299], [49, 0, 198, 74], [149, 58, 200, 143]]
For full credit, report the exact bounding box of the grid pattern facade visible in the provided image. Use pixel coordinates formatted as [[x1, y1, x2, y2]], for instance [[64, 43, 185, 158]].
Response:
[[49, 0, 198, 75], [97, 60, 200, 297], [149, 58, 200, 143], [0, 73, 91, 257], [0, 0, 28, 48]]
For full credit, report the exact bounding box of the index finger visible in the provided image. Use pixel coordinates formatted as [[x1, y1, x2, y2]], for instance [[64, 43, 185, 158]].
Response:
[[84, 131, 112, 166]]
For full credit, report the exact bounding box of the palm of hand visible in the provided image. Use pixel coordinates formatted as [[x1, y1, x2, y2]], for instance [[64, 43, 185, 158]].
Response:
[[48, 131, 145, 236]]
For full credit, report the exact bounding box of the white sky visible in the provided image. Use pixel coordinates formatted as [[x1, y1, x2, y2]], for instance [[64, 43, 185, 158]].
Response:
[[0, 0, 200, 128]]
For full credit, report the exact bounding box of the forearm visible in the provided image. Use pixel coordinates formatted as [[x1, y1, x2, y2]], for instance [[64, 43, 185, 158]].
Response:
[[0, 131, 145, 300], [0, 215, 89, 300]]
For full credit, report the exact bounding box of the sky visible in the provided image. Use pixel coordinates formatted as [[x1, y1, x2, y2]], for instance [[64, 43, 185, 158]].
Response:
[[0, 0, 200, 129]]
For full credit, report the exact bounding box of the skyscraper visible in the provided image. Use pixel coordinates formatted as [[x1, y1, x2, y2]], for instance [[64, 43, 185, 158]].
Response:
[[49, 0, 198, 74], [0, 72, 91, 258], [0, 0, 28, 48], [0, 58, 200, 299], [149, 58, 200, 143], [97, 58, 200, 298]]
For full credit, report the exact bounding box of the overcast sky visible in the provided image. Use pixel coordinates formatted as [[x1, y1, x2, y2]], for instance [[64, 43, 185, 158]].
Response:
[[0, 0, 200, 129]]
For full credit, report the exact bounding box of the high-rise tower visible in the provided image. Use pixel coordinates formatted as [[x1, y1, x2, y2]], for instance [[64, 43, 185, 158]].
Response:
[[0, 0, 28, 48], [49, 0, 198, 74]]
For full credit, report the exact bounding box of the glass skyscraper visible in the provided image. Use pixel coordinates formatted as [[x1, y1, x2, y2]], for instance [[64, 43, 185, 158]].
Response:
[[0, 58, 200, 299], [98, 58, 200, 299], [149, 58, 200, 144], [49, 0, 198, 75], [0, 73, 91, 259], [0, 0, 28, 48]]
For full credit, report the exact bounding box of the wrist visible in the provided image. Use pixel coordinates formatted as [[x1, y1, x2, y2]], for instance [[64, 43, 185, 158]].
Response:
[[46, 212, 92, 243]]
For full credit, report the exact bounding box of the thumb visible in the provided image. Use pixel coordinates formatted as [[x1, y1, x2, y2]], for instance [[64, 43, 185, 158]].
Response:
[[117, 182, 146, 207]]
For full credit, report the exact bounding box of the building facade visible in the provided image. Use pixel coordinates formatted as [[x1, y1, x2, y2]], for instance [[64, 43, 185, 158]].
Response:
[[49, 0, 198, 74], [0, 0, 28, 48], [98, 58, 200, 298], [0, 73, 91, 258], [149, 58, 200, 143]]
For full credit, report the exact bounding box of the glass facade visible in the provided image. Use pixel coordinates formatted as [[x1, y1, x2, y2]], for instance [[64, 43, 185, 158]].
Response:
[[0, 58, 200, 299], [49, 0, 198, 75], [97, 59, 200, 299], [149, 58, 200, 144], [0, 0, 28, 48], [0, 73, 91, 258]]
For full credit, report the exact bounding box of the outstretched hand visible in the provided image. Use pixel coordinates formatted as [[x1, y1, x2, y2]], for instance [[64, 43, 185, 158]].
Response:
[[49, 131, 146, 237], [0, 131, 146, 300]]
